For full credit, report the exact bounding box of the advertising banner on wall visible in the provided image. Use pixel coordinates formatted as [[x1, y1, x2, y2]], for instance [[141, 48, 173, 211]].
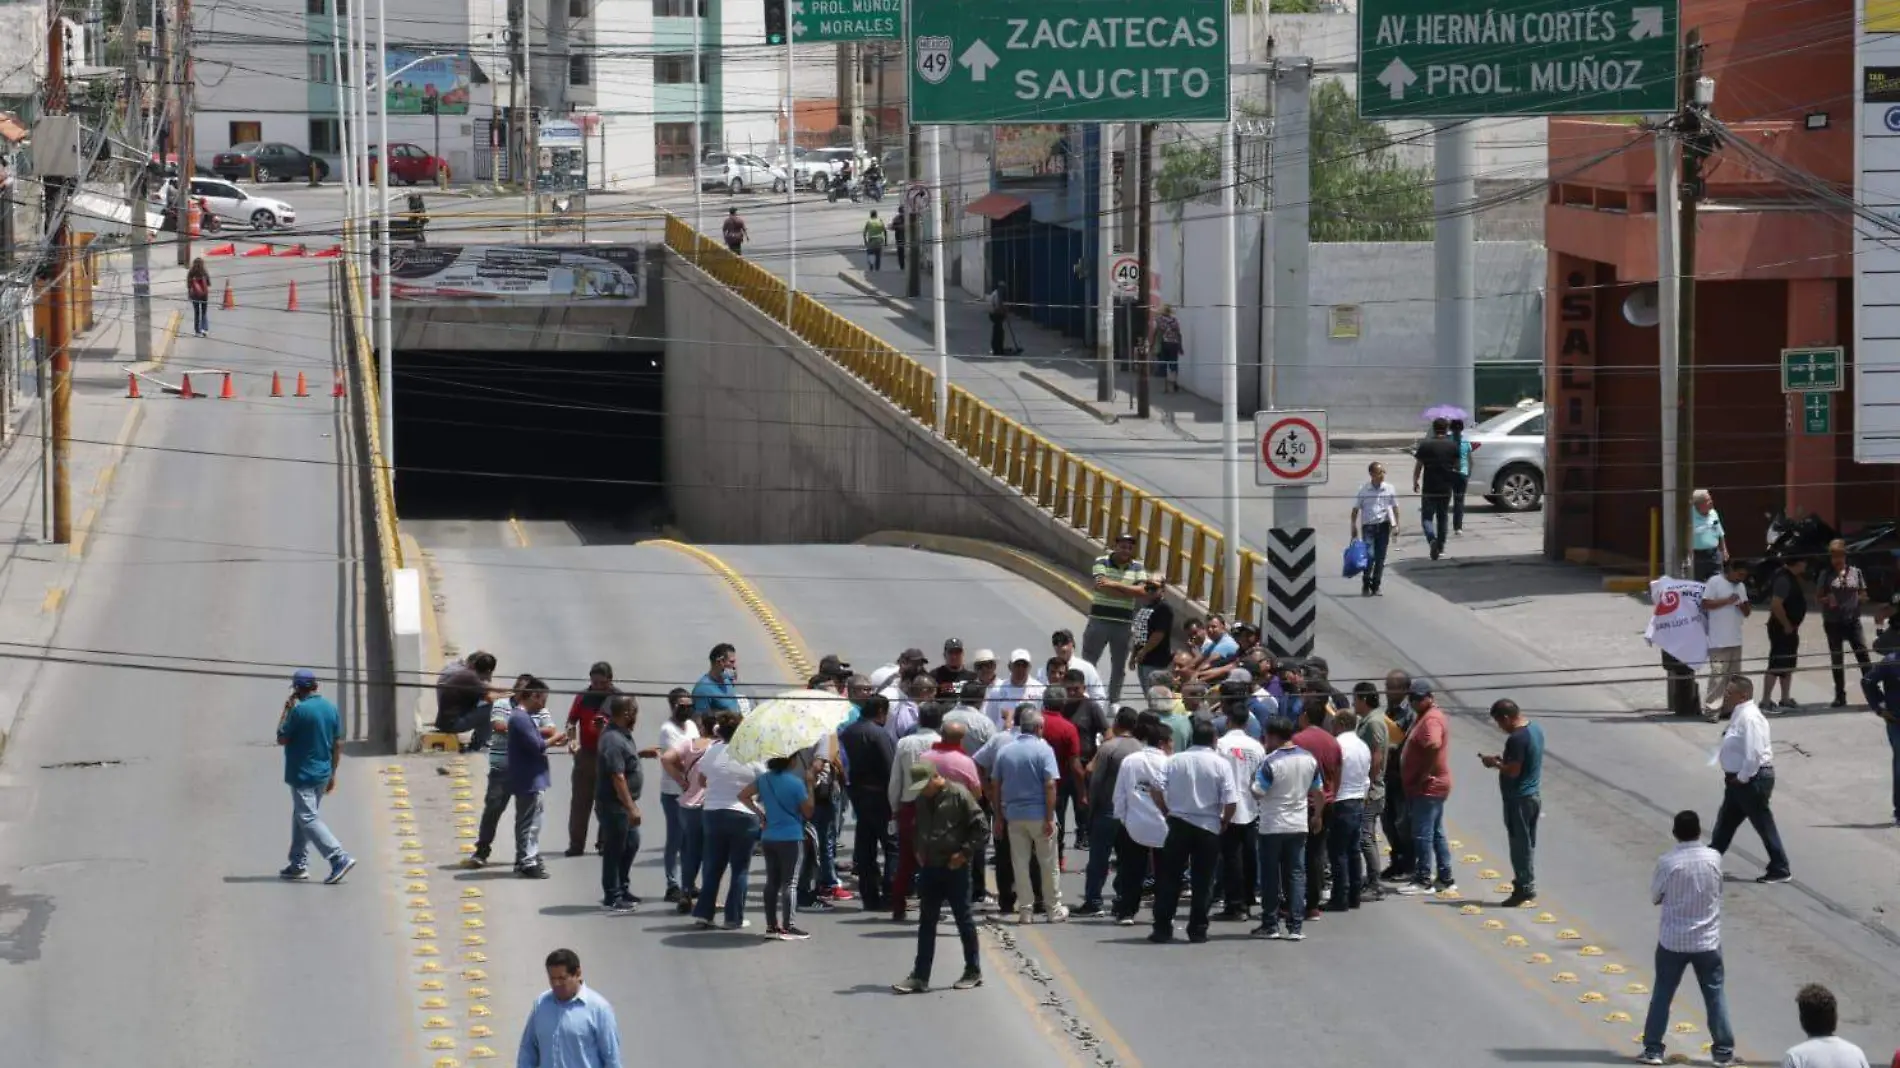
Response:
[[388, 246, 645, 304], [385, 50, 472, 115], [1856, 0, 1900, 462]]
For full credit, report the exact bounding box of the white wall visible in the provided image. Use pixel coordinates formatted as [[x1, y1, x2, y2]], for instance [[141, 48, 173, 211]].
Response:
[[718, 1, 777, 152], [0, 7, 46, 99], [591, 0, 656, 190]]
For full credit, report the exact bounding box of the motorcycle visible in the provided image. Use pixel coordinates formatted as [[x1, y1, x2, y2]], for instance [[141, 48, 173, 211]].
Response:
[[827, 173, 856, 203], [861, 175, 886, 202], [1746, 510, 1900, 603]]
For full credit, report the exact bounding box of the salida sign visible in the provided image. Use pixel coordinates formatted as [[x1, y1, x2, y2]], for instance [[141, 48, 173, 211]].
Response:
[[1548, 261, 1597, 550]]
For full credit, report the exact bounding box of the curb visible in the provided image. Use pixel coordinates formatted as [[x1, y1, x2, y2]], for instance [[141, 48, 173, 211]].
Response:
[[1019, 370, 1119, 426], [857, 530, 1092, 614]]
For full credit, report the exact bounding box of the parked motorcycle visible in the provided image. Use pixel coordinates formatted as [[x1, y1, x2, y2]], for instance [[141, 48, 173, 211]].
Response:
[[1745, 510, 1900, 604]]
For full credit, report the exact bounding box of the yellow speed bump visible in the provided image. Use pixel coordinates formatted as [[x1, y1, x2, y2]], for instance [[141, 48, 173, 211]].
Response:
[[415, 944, 441, 957], [422, 997, 449, 1010], [1604, 1011, 1632, 1023], [463, 918, 485, 929], [1503, 935, 1528, 948], [415, 927, 438, 939], [1534, 912, 1557, 924], [469, 1005, 492, 1018], [1459, 904, 1482, 915], [1494, 882, 1515, 893], [1601, 963, 1628, 974], [1461, 854, 1483, 863], [453, 791, 473, 801], [393, 800, 413, 810], [1579, 944, 1604, 955], [454, 803, 475, 813], [470, 1026, 494, 1040], [424, 1016, 453, 1030], [464, 951, 488, 964], [1482, 919, 1505, 930], [1527, 952, 1552, 964], [1552, 972, 1579, 984], [1556, 929, 1583, 941], [1672, 1022, 1699, 1034], [1478, 869, 1499, 879], [420, 979, 444, 991], [458, 844, 477, 854], [409, 898, 432, 909], [418, 962, 444, 974], [470, 1046, 497, 1059], [457, 816, 477, 827], [468, 987, 490, 999], [463, 934, 486, 946], [405, 852, 426, 863], [461, 903, 484, 914], [463, 969, 488, 982], [413, 912, 436, 924], [406, 882, 428, 893], [1625, 982, 1650, 995], [1578, 991, 1606, 1003], [462, 888, 483, 898], [391, 787, 410, 797], [383, 765, 403, 774]]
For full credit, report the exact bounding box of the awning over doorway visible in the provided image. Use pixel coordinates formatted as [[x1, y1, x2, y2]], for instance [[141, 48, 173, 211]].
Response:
[[964, 191, 1029, 220]]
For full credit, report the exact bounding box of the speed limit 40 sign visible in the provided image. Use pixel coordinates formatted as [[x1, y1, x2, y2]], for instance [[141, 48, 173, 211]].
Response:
[[1110, 255, 1141, 298], [1254, 410, 1329, 486]]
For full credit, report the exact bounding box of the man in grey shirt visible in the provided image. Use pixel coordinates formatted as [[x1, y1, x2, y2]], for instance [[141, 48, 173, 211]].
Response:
[[595, 696, 644, 912], [1077, 708, 1143, 917]]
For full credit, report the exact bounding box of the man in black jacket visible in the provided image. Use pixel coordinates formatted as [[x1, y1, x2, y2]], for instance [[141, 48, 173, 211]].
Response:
[[892, 763, 988, 994], [841, 694, 899, 909]]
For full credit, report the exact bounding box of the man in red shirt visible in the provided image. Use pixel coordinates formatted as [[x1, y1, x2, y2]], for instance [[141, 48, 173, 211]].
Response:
[[1291, 697, 1342, 918], [1397, 677, 1456, 895], [565, 662, 618, 856], [1038, 693, 1085, 872]]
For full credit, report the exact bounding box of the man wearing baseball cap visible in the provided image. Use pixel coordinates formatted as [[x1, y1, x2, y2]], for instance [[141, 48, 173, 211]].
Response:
[[276, 670, 356, 884], [1084, 532, 1153, 704], [984, 650, 1045, 729], [933, 638, 979, 697]]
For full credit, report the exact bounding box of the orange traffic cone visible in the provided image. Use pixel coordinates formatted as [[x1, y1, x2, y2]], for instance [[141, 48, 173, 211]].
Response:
[[314, 244, 343, 258], [178, 373, 197, 399], [219, 372, 237, 399], [243, 244, 272, 258], [126, 372, 141, 399], [221, 280, 235, 310], [295, 371, 310, 398], [270, 371, 284, 397], [206, 243, 236, 257], [277, 244, 307, 257], [286, 280, 299, 311], [331, 371, 346, 398]]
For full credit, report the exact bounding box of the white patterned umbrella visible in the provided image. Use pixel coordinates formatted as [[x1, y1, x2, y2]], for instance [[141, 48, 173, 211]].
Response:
[[727, 688, 852, 764]]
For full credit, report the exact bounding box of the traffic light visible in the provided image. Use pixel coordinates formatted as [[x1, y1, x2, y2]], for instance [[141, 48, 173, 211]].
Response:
[[763, 0, 786, 45]]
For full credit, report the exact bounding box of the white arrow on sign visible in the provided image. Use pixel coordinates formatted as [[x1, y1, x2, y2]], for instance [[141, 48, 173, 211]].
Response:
[[789, 0, 806, 36], [1377, 57, 1418, 101], [959, 39, 1000, 82], [1629, 6, 1663, 40]]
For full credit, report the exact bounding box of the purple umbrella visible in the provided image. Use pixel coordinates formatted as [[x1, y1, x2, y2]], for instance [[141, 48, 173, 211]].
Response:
[[1421, 404, 1470, 423]]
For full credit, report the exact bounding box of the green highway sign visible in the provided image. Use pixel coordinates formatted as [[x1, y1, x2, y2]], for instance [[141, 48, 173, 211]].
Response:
[[790, 0, 898, 43], [1781, 346, 1844, 393], [907, 0, 1229, 124], [1803, 392, 1832, 436], [1357, 0, 1678, 119]]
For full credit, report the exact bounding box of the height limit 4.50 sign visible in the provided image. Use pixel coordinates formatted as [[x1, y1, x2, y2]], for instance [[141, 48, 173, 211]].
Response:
[[1256, 411, 1329, 486]]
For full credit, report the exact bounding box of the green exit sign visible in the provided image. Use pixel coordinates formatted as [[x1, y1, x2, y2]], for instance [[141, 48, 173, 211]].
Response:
[[1781, 346, 1843, 393], [1803, 392, 1832, 436]]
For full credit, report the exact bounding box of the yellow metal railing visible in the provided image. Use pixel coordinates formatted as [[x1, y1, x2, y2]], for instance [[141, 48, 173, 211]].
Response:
[[341, 255, 405, 583], [664, 216, 1264, 622]]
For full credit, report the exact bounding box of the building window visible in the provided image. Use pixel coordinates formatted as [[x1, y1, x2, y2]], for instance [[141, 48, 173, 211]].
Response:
[[656, 121, 700, 176], [653, 52, 709, 83], [229, 121, 262, 146], [309, 118, 341, 154], [305, 0, 323, 12], [652, 0, 705, 16], [569, 0, 589, 15], [568, 54, 590, 85], [307, 51, 335, 84]]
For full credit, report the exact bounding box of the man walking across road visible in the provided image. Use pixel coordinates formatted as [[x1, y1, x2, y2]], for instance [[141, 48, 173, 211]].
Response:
[[1710, 676, 1793, 884], [1411, 418, 1459, 561], [991, 709, 1066, 924], [1702, 559, 1751, 722], [1350, 461, 1402, 596], [1083, 532, 1152, 704], [1398, 678, 1456, 895], [596, 696, 644, 912], [892, 763, 988, 994], [1638, 810, 1736, 1067], [276, 669, 355, 884], [517, 948, 622, 1068], [721, 207, 747, 255], [862, 210, 887, 271], [509, 678, 557, 879], [567, 662, 618, 857], [1479, 698, 1544, 907]]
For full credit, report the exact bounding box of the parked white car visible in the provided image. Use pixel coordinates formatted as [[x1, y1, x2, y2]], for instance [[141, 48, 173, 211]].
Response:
[[154, 176, 297, 230], [697, 153, 787, 195]]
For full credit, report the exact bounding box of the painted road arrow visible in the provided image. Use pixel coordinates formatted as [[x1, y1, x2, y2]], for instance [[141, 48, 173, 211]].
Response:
[[958, 39, 1000, 82], [1629, 6, 1663, 39], [1378, 57, 1418, 100]]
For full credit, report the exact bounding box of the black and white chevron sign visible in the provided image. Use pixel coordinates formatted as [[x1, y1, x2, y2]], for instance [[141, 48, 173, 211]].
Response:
[[1265, 527, 1316, 658]]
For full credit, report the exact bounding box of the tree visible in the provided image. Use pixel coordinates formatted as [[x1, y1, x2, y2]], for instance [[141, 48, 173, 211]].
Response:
[[1309, 79, 1433, 241]]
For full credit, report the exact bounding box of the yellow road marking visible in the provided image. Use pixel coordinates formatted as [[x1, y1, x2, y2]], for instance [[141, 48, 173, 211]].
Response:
[[1016, 926, 1146, 1067], [91, 464, 116, 497], [67, 508, 95, 560], [155, 310, 183, 369], [647, 540, 815, 679], [506, 513, 529, 549], [39, 586, 63, 614]]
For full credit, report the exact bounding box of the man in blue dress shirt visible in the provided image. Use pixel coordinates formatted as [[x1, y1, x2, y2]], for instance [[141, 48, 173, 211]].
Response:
[[518, 948, 622, 1068]]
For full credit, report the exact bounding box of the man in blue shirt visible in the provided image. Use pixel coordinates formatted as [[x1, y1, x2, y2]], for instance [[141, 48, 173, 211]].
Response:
[[517, 948, 621, 1068], [276, 669, 355, 884], [989, 709, 1064, 923], [692, 643, 742, 716], [508, 679, 555, 879], [1480, 698, 1545, 907]]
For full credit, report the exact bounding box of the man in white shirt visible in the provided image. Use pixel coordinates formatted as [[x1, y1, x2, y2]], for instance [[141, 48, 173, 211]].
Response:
[[1214, 703, 1267, 920], [1327, 709, 1373, 911], [1701, 558, 1752, 721], [1708, 675, 1792, 884], [648, 689, 701, 902], [1035, 629, 1106, 703], [1145, 719, 1236, 944], [1779, 984, 1871, 1068], [1111, 716, 1173, 925], [1349, 460, 1402, 596], [984, 649, 1045, 728], [1251, 716, 1322, 940], [1639, 810, 1735, 1066]]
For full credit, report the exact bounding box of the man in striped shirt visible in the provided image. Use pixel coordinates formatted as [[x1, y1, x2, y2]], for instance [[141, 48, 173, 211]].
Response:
[[1083, 532, 1153, 704], [1639, 810, 1737, 1066]]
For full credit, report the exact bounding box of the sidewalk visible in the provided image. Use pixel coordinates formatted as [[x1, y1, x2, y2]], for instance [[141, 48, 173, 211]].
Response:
[[0, 261, 184, 756]]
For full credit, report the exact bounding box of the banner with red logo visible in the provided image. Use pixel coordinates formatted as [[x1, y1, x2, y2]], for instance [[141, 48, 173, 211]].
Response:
[[1644, 577, 1709, 668]]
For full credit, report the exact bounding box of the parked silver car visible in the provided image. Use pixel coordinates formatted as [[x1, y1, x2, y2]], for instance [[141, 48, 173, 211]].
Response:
[[1465, 401, 1546, 512]]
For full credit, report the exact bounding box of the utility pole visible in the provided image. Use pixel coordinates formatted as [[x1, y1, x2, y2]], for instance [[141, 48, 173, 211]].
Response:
[[1094, 123, 1113, 402], [906, 121, 921, 298], [1134, 122, 1153, 419], [174, 0, 193, 266], [1655, 119, 1681, 579], [1433, 120, 1476, 415], [44, 12, 73, 545], [125, 0, 152, 365], [847, 43, 864, 157], [506, 0, 523, 189], [1673, 29, 1707, 577], [1266, 59, 1316, 658]]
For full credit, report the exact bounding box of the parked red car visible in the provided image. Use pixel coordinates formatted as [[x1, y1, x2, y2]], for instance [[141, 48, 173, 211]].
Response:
[[369, 143, 448, 185]]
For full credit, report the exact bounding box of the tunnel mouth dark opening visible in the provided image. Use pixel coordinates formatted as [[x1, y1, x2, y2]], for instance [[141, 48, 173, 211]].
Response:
[[392, 347, 665, 528]]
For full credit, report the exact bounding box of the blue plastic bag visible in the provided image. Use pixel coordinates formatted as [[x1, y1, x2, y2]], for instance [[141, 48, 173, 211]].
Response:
[[1342, 538, 1370, 578]]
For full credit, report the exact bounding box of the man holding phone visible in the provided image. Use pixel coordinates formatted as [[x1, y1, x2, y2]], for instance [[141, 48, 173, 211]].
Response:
[[1478, 698, 1544, 908]]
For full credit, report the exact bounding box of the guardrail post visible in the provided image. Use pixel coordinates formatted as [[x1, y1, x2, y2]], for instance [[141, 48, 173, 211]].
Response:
[[1209, 550, 1228, 618], [1236, 552, 1261, 624], [1187, 524, 1209, 604]]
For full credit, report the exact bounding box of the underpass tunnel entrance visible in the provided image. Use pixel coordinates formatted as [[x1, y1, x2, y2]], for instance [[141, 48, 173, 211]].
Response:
[[392, 348, 666, 524]]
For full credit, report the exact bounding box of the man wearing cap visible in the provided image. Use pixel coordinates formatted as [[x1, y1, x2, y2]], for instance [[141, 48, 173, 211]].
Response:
[[892, 762, 987, 994], [984, 650, 1044, 729], [1084, 533, 1153, 704], [1397, 678, 1456, 895], [1038, 630, 1105, 703], [277, 670, 356, 884], [933, 639, 979, 697], [819, 654, 853, 690], [878, 648, 931, 701]]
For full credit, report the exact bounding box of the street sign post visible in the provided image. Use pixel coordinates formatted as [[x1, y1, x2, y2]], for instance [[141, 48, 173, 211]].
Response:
[[1110, 255, 1140, 297], [907, 0, 1229, 124], [788, 0, 898, 43], [1781, 345, 1844, 393], [904, 181, 929, 215], [1803, 392, 1833, 436], [1255, 411, 1329, 486], [1357, 0, 1679, 119]]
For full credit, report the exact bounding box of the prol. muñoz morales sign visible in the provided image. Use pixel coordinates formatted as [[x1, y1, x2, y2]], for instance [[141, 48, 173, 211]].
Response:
[[1357, 0, 1678, 119], [789, 0, 898, 43], [908, 0, 1229, 124], [388, 246, 646, 305]]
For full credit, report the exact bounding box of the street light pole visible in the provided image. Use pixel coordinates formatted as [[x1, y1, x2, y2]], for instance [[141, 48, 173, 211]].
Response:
[[376, 0, 395, 480]]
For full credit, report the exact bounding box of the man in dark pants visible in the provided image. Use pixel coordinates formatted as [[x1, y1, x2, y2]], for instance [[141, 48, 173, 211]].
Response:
[[435, 651, 498, 753], [892, 764, 987, 994], [987, 281, 1010, 355], [840, 695, 899, 908], [1147, 719, 1236, 944], [1709, 676, 1793, 884], [1379, 670, 1416, 881], [1411, 418, 1459, 562], [1480, 699, 1545, 907], [595, 696, 643, 911]]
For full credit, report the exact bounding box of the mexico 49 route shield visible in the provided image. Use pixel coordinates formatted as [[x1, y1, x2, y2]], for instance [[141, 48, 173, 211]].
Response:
[[907, 0, 1230, 124]]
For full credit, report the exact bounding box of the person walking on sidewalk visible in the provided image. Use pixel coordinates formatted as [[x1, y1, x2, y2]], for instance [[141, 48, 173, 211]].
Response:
[[1702, 559, 1751, 722], [276, 669, 355, 884], [1479, 698, 1544, 907], [1638, 810, 1736, 1067], [862, 210, 887, 271], [1149, 304, 1183, 392], [892, 206, 907, 271], [187, 258, 212, 337], [1691, 489, 1730, 582], [596, 696, 643, 912], [1412, 419, 1459, 561], [1762, 557, 1810, 713], [1350, 461, 1402, 596], [721, 208, 747, 255], [1449, 419, 1473, 534], [1710, 676, 1793, 884], [567, 662, 619, 857], [1083, 533, 1151, 704], [509, 678, 557, 879], [892, 763, 989, 994], [987, 281, 1011, 356], [1817, 539, 1873, 708]]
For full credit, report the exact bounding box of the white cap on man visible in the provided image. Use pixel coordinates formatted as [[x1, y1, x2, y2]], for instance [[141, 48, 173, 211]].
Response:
[[1008, 648, 1034, 665]]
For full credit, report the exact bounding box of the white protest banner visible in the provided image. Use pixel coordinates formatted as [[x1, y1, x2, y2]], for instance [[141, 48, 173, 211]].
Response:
[[1644, 577, 1709, 668]]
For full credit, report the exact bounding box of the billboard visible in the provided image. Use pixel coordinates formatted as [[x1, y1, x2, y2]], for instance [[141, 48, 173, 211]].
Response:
[[384, 49, 472, 116], [387, 246, 645, 305], [1857, 0, 1900, 461]]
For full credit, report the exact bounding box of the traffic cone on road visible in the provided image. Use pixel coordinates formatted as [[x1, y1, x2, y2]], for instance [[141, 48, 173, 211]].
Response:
[[178, 373, 197, 398], [286, 280, 299, 311], [206, 243, 236, 257], [332, 371, 346, 398], [126, 372, 141, 399], [270, 371, 284, 397], [295, 371, 310, 398], [221, 280, 235, 310], [219, 372, 237, 399], [243, 244, 272, 257], [277, 244, 306, 257]]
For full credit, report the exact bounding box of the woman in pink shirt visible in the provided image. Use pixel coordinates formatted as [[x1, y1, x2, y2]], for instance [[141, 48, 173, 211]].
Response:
[[663, 714, 719, 915]]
